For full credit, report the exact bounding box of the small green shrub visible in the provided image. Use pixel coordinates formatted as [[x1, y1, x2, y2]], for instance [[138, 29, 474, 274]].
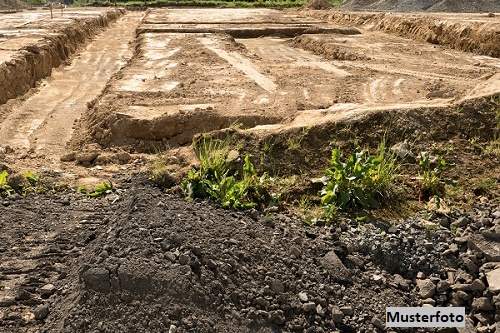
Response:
[[320, 141, 399, 216], [418, 152, 446, 200], [182, 138, 270, 210], [23, 171, 39, 186], [0, 170, 13, 196], [0, 170, 42, 196], [78, 181, 113, 198]]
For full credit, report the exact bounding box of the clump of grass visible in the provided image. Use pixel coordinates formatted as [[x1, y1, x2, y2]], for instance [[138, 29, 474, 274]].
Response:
[[181, 138, 271, 210], [418, 152, 446, 200], [78, 181, 113, 198], [320, 140, 399, 218], [484, 135, 500, 157], [0, 170, 43, 196], [148, 156, 176, 188], [0, 170, 13, 196]]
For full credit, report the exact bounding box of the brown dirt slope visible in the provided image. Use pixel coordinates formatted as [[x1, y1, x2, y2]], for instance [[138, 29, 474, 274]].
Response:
[[342, 0, 500, 12], [304, 10, 500, 57]]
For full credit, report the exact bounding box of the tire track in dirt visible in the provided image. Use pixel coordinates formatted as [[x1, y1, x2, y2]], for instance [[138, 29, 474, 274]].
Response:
[[0, 12, 142, 163]]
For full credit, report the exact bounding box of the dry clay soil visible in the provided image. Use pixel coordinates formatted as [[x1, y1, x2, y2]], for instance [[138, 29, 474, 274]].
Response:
[[0, 6, 499, 333]]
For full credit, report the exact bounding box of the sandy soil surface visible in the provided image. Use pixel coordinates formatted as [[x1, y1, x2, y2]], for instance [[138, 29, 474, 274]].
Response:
[[69, 8, 500, 153], [0, 10, 141, 183]]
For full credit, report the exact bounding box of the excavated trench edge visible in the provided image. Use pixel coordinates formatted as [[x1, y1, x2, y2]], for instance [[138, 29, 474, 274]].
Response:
[[0, 8, 126, 105], [303, 10, 500, 58], [136, 26, 361, 38]]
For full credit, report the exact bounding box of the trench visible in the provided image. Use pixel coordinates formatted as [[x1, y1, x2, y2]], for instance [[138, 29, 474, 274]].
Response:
[[79, 8, 499, 152], [0, 8, 125, 106]]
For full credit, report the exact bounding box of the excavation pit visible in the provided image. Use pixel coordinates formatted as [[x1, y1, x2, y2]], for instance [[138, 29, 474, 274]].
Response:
[[79, 8, 500, 151]]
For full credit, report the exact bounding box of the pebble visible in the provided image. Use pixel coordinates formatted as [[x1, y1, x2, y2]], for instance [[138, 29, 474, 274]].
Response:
[[417, 279, 436, 299], [331, 306, 344, 323], [298, 292, 308, 302], [472, 297, 494, 311], [34, 304, 49, 320], [302, 302, 316, 312], [40, 284, 56, 297]]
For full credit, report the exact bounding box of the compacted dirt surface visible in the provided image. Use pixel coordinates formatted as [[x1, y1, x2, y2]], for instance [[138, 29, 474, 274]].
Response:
[[69, 8, 499, 151], [0, 5, 499, 333]]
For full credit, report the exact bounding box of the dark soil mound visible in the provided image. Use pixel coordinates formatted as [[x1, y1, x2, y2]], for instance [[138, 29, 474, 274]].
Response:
[[2, 183, 498, 332], [342, 0, 500, 12], [49, 187, 413, 332]]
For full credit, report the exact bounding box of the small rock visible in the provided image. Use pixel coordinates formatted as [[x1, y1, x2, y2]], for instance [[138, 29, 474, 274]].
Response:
[[75, 152, 99, 166], [271, 279, 285, 293], [60, 152, 76, 162], [486, 268, 500, 293], [34, 304, 49, 320], [178, 254, 190, 265], [471, 297, 494, 311], [390, 141, 414, 161], [469, 279, 486, 293], [81, 267, 110, 292], [320, 250, 350, 282], [371, 317, 384, 330], [270, 310, 285, 325], [0, 296, 15, 307], [340, 305, 354, 316], [112, 151, 131, 165], [302, 302, 316, 312], [290, 246, 301, 258], [331, 306, 344, 323], [417, 279, 436, 299], [316, 304, 325, 316], [298, 292, 308, 302], [422, 298, 436, 306], [436, 280, 450, 293], [468, 235, 500, 261], [39, 284, 56, 297], [168, 324, 177, 333]]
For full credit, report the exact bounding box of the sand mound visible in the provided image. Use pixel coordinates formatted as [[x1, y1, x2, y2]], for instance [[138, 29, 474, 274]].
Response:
[[304, 0, 332, 10], [342, 0, 500, 12]]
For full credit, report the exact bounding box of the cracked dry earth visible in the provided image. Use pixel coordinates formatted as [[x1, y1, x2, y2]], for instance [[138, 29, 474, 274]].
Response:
[[0, 6, 499, 333]]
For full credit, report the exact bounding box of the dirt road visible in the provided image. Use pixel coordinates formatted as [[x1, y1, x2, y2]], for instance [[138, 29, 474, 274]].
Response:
[[0, 12, 142, 164]]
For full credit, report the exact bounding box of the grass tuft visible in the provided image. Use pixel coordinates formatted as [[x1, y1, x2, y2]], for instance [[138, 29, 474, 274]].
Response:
[[418, 152, 446, 200], [182, 138, 271, 210], [78, 181, 113, 198], [320, 140, 399, 218]]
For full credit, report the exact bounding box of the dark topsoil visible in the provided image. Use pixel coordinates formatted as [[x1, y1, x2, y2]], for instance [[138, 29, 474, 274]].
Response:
[[1, 180, 499, 333]]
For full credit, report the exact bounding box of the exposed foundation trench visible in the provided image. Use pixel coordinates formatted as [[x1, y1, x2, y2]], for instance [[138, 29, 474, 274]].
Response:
[[73, 8, 499, 155], [0, 8, 125, 105], [302, 10, 500, 58]]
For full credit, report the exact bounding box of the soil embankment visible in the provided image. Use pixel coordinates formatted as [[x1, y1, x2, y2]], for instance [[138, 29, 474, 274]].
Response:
[[303, 10, 500, 57], [0, 8, 125, 105], [341, 0, 500, 13]]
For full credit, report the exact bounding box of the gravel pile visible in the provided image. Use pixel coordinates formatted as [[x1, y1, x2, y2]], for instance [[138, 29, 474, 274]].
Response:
[[1, 183, 499, 332]]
